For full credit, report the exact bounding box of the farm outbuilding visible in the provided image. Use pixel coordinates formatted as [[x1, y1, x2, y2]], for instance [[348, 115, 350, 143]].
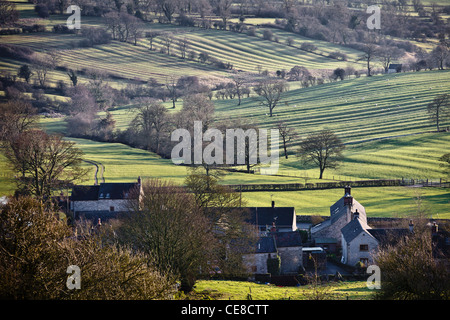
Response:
[[388, 64, 402, 73]]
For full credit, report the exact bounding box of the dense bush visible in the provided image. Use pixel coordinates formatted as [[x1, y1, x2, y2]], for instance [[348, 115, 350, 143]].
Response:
[[0, 44, 34, 61]]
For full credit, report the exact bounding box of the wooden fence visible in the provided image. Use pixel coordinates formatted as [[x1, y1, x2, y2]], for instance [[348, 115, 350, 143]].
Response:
[[226, 178, 449, 192]]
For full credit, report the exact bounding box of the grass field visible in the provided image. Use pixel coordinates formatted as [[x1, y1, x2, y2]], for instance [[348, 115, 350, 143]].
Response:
[[214, 70, 450, 143], [242, 187, 450, 218], [3, 133, 447, 217], [193, 280, 373, 300]]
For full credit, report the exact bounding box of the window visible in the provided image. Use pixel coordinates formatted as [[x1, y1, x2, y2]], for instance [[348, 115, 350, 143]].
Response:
[[251, 266, 257, 273], [360, 244, 369, 251], [110, 206, 115, 212]]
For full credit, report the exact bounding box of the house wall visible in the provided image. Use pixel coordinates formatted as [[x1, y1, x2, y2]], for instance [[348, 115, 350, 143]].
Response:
[[242, 253, 274, 274], [71, 199, 131, 213], [342, 232, 379, 266], [278, 247, 302, 274]]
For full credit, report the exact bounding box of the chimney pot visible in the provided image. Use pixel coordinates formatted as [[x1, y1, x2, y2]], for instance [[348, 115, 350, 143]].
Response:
[[272, 200, 275, 208], [345, 185, 351, 196], [409, 219, 414, 233]]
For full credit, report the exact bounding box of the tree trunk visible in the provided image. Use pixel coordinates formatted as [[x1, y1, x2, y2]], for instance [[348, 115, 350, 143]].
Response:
[[319, 168, 324, 179]]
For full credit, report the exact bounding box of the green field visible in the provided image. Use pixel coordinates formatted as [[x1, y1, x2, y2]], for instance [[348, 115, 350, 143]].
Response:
[[193, 280, 373, 300], [242, 187, 450, 218], [213, 70, 450, 143]]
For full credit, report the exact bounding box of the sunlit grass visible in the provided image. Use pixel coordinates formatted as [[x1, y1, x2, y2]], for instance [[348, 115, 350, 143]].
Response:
[[193, 280, 374, 300]]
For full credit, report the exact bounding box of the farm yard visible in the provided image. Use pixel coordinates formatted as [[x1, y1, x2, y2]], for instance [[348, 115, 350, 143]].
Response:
[[0, 0, 449, 302]]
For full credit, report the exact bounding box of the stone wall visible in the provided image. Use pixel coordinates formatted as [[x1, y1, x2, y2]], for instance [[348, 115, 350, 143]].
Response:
[[242, 253, 274, 274], [71, 199, 131, 213], [278, 247, 302, 274]]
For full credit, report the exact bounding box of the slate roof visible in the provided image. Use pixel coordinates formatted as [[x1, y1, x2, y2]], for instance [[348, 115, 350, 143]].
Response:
[[330, 197, 366, 224], [341, 217, 372, 243], [71, 185, 99, 201], [71, 182, 140, 201], [388, 64, 402, 69], [255, 236, 277, 253], [246, 207, 296, 227], [272, 231, 302, 247]]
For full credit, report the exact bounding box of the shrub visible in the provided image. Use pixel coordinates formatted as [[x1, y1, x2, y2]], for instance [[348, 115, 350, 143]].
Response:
[[35, 4, 50, 18], [80, 27, 111, 46], [0, 44, 33, 61], [247, 27, 256, 36], [263, 29, 274, 41], [328, 51, 348, 61], [300, 42, 317, 52], [267, 256, 281, 276]]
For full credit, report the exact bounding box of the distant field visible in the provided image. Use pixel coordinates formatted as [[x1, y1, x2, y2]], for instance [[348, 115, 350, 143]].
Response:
[[0, 16, 365, 85], [214, 70, 450, 144], [277, 132, 450, 180], [242, 187, 450, 219]]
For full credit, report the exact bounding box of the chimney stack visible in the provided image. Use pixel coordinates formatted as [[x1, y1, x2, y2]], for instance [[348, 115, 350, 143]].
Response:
[[345, 185, 351, 196], [344, 194, 353, 207]]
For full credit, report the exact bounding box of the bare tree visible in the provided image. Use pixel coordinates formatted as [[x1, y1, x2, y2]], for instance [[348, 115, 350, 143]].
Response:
[[379, 46, 403, 73], [431, 45, 449, 70], [253, 78, 288, 117], [146, 30, 159, 50], [161, 32, 174, 55], [131, 99, 171, 153], [157, 0, 178, 23], [165, 74, 179, 108], [4, 129, 88, 199], [230, 73, 251, 106], [212, 0, 233, 29], [32, 54, 53, 87], [298, 130, 345, 179], [276, 121, 297, 159], [118, 178, 215, 292], [0, 100, 37, 142], [177, 37, 189, 59], [359, 43, 379, 76], [427, 93, 450, 132]]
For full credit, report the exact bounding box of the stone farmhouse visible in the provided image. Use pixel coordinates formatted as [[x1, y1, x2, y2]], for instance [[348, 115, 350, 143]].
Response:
[[70, 177, 142, 221]]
